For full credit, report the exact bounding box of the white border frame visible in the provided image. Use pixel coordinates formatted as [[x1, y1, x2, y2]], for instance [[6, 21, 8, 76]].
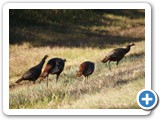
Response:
[[3, 3, 151, 115]]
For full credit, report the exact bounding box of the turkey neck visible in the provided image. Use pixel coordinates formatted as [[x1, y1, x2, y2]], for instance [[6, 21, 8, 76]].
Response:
[[37, 57, 46, 69], [125, 45, 131, 53]]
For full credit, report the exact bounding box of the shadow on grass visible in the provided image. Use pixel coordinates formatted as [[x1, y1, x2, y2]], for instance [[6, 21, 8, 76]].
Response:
[[9, 26, 143, 48], [9, 9, 145, 48]]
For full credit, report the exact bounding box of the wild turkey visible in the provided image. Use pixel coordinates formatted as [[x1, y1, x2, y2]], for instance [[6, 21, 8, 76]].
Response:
[[101, 43, 135, 70], [15, 55, 48, 84], [39, 58, 66, 86], [76, 61, 95, 83]]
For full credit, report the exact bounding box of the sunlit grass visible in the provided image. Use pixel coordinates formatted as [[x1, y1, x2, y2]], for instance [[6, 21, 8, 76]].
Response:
[[59, 78, 144, 109], [9, 12, 145, 109], [9, 41, 145, 109]]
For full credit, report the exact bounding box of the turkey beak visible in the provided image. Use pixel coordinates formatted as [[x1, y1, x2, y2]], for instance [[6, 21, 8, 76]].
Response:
[[130, 43, 135, 46]]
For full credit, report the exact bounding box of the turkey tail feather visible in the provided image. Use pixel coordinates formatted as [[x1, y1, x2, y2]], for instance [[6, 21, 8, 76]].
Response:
[[101, 57, 109, 63], [15, 78, 22, 83]]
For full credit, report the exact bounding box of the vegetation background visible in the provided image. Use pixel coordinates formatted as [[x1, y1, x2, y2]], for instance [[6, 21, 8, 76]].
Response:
[[9, 9, 145, 109]]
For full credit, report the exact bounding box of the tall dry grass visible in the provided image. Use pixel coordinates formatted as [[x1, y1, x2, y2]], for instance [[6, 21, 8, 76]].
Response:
[[9, 41, 144, 109], [9, 11, 145, 109]]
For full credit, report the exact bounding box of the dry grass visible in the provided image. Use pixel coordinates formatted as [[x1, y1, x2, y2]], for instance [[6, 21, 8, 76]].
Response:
[[9, 41, 145, 109], [9, 11, 145, 109], [60, 78, 144, 109]]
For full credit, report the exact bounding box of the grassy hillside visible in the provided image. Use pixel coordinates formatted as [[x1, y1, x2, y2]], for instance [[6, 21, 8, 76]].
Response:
[[9, 9, 145, 109]]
